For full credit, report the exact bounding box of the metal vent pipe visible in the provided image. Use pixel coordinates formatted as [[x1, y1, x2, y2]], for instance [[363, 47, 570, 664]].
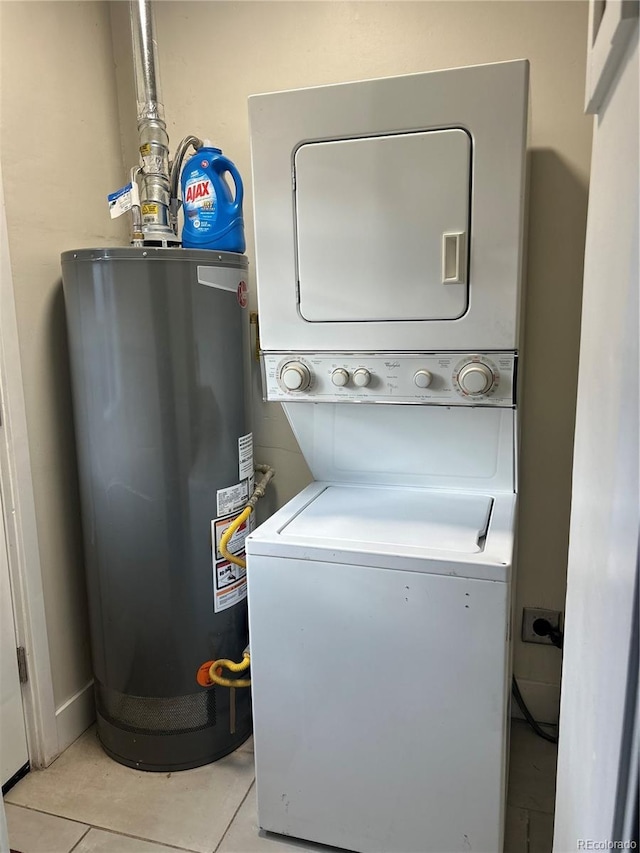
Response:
[[129, 0, 177, 244]]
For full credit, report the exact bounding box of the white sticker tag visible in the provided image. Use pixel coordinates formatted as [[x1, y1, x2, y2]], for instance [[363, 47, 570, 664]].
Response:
[[107, 183, 134, 219], [216, 481, 248, 516], [142, 154, 163, 173], [211, 512, 255, 613], [238, 433, 253, 480]]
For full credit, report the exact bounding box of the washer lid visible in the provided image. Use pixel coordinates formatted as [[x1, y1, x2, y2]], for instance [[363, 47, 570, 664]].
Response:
[[280, 485, 493, 555]]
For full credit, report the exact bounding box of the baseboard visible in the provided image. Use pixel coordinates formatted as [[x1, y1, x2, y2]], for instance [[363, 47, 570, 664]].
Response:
[[511, 676, 561, 724], [55, 680, 96, 754]]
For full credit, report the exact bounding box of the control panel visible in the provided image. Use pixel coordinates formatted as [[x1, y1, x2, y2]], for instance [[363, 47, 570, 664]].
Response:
[[261, 352, 516, 405]]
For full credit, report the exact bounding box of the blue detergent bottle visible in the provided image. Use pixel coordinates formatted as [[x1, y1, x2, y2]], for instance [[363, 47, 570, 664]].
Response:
[[180, 142, 245, 252]]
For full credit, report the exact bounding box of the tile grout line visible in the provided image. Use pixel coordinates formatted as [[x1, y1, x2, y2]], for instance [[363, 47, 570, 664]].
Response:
[[4, 802, 202, 853], [68, 825, 92, 853], [523, 804, 556, 817], [74, 825, 203, 853], [507, 801, 556, 817], [4, 801, 91, 828], [212, 779, 256, 853]]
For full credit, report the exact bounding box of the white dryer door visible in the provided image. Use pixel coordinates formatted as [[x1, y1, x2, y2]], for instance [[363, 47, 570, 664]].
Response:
[[294, 129, 471, 322]]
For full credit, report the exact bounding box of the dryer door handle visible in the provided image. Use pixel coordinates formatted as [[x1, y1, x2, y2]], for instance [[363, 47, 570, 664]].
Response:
[[442, 231, 467, 285]]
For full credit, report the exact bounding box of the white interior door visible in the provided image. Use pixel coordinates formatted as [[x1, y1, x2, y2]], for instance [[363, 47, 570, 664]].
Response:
[[295, 129, 471, 322], [553, 20, 639, 852], [0, 488, 29, 787]]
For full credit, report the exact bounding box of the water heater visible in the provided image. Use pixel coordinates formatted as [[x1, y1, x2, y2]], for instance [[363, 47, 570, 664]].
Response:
[[62, 247, 252, 770]]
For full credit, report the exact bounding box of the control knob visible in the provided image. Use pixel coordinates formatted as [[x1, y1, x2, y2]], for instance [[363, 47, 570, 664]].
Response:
[[353, 368, 371, 388], [281, 361, 312, 392], [414, 370, 433, 389], [457, 362, 494, 396], [331, 368, 350, 387]]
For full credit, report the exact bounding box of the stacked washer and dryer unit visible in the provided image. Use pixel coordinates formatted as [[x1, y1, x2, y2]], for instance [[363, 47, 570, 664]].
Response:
[[246, 61, 529, 853]]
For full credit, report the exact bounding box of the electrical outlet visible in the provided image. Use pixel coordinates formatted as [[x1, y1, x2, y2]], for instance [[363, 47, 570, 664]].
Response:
[[521, 607, 563, 645]]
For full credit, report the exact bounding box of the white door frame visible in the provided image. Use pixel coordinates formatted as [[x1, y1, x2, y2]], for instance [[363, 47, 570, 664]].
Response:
[[0, 163, 58, 768]]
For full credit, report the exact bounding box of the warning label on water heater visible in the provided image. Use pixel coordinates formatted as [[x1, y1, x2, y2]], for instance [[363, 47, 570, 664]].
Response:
[[216, 481, 248, 516], [238, 433, 253, 480], [211, 511, 254, 613], [213, 559, 246, 613]]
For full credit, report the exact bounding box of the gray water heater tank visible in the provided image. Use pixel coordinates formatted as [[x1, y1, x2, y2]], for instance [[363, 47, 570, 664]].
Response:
[[61, 247, 252, 771]]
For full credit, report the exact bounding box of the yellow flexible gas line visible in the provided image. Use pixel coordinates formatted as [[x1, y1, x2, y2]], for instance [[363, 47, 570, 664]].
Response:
[[220, 462, 275, 568], [208, 651, 252, 689], [219, 506, 252, 569], [198, 464, 275, 690]]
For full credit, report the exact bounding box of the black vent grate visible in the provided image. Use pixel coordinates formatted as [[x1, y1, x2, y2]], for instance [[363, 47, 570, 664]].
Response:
[[96, 683, 216, 736]]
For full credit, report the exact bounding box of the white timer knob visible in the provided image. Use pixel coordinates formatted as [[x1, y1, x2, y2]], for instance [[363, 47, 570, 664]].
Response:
[[414, 370, 433, 389], [331, 368, 350, 387], [281, 362, 311, 392], [353, 368, 371, 388], [458, 362, 494, 396]]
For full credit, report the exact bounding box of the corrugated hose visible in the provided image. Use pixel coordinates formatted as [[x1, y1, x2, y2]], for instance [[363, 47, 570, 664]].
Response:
[[197, 464, 275, 690]]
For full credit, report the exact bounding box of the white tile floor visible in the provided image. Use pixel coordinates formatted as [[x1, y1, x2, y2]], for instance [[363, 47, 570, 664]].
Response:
[[5, 720, 556, 853]]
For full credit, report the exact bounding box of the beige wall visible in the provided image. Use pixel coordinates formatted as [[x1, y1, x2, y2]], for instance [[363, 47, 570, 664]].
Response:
[[0, 0, 591, 729], [0, 2, 126, 711], [136, 0, 591, 717]]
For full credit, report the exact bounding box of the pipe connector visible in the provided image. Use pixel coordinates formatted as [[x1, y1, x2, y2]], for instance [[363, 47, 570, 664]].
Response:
[[130, 0, 178, 244], [248, 464, 275, 509]]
